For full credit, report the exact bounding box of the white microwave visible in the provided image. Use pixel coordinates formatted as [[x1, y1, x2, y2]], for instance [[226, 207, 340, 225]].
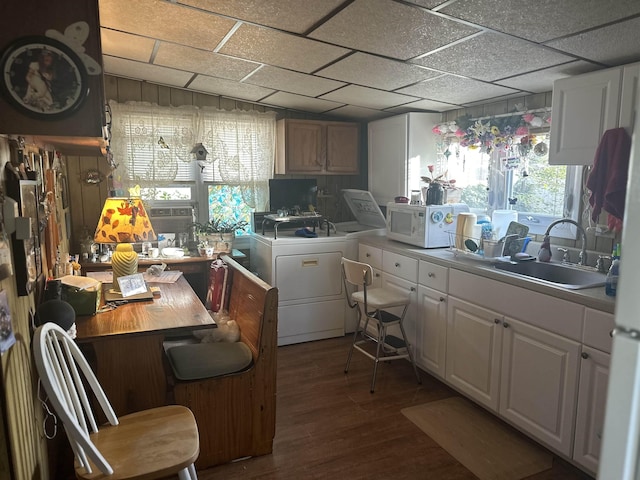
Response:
[[386, 203, 470, 248]]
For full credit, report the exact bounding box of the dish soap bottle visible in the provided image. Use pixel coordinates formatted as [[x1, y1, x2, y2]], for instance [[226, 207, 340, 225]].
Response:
[[538, 234, 552, 262], [605, 243, 621, 297]]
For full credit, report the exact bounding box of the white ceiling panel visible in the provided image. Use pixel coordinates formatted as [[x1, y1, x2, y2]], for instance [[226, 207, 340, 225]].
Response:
[[245, 66, 346, 97], [100, 29, 155, 63], [327, 105, 393, 120], [308, 0, 479, 60], [389, 98, 459, 113], [398, 76, 518, 105], [496, 61, 601, 93], [261, 92, 344, 113], [178, 0, 346, 34], [316, 52, 442, 90], [103, 56, 193, 87], [189, 75, 275, 101], [218, 24, 350, 74], [319, 85, 419, 110]]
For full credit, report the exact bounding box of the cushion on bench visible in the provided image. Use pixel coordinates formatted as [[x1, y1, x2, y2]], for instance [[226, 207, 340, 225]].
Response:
[[166, 342, 253, 381]]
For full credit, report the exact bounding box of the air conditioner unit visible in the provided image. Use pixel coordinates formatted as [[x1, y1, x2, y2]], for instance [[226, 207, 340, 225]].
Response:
[[149, 206, 195, 237]]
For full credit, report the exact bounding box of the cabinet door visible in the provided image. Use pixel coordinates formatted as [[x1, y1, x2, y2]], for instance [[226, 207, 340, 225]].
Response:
[[619, 62, 640, 136], [284, 121, 324, 173], [549, 68, 622, 165], [368, 114, 408, 205], [416, 285, 447, 379], [446, 297, 502, 411], [573, 346, 610, 476], [326, 123, 359, 174], [381, 272, 417, 351], [499, 316, 580, 456]]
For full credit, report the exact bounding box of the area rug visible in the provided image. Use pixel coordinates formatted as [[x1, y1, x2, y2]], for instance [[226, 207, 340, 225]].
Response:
[[401, 397, 553, 480]]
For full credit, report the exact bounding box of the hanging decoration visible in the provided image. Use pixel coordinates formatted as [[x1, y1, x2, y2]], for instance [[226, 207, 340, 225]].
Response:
[[432, 110, 551, 155]]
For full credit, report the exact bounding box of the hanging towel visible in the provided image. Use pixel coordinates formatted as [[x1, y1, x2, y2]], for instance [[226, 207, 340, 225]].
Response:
[[586, 127, 631, 231]]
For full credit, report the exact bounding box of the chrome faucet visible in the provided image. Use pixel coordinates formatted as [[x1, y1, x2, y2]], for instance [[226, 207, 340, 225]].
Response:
[[544, 219, 588, 266]]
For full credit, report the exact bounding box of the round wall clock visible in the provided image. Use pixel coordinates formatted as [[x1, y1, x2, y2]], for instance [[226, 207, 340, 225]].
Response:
[[0, 36, 89, 119]]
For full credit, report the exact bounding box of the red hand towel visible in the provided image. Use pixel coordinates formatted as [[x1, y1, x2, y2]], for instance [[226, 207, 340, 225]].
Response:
[[586, 127, 631, 229]]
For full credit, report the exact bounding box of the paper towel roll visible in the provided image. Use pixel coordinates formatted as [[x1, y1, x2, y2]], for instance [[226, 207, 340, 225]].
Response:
[[456, 213, 477, 250], [491, 210, 517, 239]]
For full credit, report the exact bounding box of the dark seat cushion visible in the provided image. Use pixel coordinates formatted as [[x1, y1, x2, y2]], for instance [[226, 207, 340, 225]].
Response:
[[166, 342, 253, 381]]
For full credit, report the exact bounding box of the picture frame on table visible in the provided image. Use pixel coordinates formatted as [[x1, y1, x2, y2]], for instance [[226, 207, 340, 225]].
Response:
[[14, 180, 41, 295]]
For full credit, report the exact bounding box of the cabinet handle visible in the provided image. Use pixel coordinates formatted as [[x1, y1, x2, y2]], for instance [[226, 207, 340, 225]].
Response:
[[395, 262, 400, 268], [439, 297, 445, 302], [494, 318, 501, 324], [375, 273, 380, 278], [428, 272, 435, 277], [366, 253, 371, 257], [581, 352, 590, 359], [502, 321, 509, 328], [609, 329, 614, 338], [410, 287, 416, 292]]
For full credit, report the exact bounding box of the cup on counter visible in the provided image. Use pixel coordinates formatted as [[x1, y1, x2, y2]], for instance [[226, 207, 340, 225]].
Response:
[[142, 241, 152, 256], [149, 248, 160, 258]]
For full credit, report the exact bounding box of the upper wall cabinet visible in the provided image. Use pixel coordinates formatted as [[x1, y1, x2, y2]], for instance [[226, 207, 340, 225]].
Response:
[[0, 0, 107, 154], [549, 63, 640, 165], [275, 119, 360, 175]]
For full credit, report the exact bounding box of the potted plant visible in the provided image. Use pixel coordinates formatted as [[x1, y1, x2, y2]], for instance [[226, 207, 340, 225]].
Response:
[[192, 218, 248, 253]]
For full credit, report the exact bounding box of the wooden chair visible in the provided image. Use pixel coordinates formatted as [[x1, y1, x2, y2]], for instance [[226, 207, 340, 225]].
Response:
[[32, 322, 199, 480], [342, 257, 421, 392]]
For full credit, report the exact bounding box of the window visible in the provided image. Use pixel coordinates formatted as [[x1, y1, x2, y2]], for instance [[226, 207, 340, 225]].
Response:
[[438, 131, 583, 239], [109, 101, 276, 234]]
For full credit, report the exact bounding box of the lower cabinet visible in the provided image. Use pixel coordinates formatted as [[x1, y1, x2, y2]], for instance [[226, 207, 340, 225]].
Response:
[[573, 346, 610, 475], [446, 296, 581, 457], [416, 285, 447, 379], [381, 272, 417, 349]]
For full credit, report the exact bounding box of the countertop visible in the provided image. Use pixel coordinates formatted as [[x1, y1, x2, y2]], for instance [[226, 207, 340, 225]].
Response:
[[358, 235, 616, 314]]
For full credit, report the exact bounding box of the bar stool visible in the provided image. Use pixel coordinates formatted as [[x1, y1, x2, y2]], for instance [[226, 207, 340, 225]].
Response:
[[342, 257, 421, 393]]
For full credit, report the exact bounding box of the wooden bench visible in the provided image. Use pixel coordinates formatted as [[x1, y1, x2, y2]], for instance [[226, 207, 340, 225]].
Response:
[[164, 255, 278, 469]]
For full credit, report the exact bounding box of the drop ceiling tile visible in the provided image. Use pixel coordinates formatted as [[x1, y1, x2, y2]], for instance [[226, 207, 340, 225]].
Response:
[[438, 0, 640, 43], [189, 75, 275, 101], [546, 17, 640, 66], [319, 85, 419, 109], [496, 61, 602, 92], [397, 76, 518, 105], [101, 29, 155, 62], [412, 32, 575, 81], [154, 43, 259, 81], [308, 0, 479, 60], [327, 105, 391, 120], [178, 0, 345, 34], [261, 92, 344, 113], [103, 56, 193, 87], [99, 0, 235, 50], [218, 24, 350, 74], [404, 0, 448, 8], [390, 98, 459, 113], [244, 66, 345, 97], [316, 52, 442, 90]]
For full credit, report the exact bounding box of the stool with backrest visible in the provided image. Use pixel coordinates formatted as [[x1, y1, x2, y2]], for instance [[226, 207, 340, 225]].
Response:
[[32, 322, 200, 480], [342, 257, 421, 393]]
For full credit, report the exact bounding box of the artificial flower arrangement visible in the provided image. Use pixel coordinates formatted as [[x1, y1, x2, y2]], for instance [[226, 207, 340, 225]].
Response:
[[421, 164, 456, 189], [432, 111, 551, 154]]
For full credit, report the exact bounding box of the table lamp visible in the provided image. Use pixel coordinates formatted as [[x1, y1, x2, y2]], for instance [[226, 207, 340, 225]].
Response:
[[94, 197, 155, 293]]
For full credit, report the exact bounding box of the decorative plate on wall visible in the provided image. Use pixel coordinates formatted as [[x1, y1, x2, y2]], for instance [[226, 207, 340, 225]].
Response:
[[0, 36, 89, 119]]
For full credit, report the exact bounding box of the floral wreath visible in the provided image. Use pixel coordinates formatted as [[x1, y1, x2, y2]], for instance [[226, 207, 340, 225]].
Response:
[[432, 111, 551, 155]]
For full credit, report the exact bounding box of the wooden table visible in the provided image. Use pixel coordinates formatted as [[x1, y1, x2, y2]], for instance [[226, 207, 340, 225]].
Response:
[[75, 276, 213, 416]]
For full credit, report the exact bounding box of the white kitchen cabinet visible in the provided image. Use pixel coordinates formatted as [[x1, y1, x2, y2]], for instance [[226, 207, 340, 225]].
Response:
[[381, 272, 418, 351], [572, 308, 614, 475], [415, 260, 449, 379], [446, 297, 503, 410], [573, 346, 610, 476], [549, 62, 640, 165], [499, 316, 580, 457], [367, 112, 440, 205]]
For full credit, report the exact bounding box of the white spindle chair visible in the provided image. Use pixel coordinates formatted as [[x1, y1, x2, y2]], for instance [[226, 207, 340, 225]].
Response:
[[33, 322, 199, 479]]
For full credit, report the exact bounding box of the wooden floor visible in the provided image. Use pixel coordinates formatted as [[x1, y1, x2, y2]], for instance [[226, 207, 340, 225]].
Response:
[[199, 336, 594, 480]]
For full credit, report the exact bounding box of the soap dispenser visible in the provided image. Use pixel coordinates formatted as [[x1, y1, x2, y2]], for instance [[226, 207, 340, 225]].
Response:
[[538, 234, 552, 262]]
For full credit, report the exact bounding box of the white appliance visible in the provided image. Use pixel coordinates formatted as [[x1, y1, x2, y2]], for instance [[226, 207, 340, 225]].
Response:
[[597, 95, 640, 478], [386, 202, 470, 248], [368, 112, 440, 206]]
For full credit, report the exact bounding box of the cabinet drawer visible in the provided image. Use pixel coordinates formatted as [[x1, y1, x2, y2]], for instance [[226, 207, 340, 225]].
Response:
[[418, 260, 448, 292], [583, 308, 615, 353], [359, 244, 382, 270], [383, 251, 418, 282]]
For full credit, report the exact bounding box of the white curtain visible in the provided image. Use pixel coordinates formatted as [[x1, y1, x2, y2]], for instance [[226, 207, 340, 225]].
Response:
[[109, 101, 198, 190], [109, 101, 276, 210], [199, 107, 276, 210]]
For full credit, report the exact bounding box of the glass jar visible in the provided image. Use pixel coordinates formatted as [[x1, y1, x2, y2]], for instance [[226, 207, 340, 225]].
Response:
[[425, 182, 444, 205]]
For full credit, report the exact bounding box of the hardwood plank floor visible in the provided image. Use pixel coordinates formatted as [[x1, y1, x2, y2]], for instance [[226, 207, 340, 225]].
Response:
[[198, 336, 593, 480]]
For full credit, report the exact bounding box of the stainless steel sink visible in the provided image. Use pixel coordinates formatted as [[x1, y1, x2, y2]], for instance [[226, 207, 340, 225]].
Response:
[[493, 261, 607, 289]]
